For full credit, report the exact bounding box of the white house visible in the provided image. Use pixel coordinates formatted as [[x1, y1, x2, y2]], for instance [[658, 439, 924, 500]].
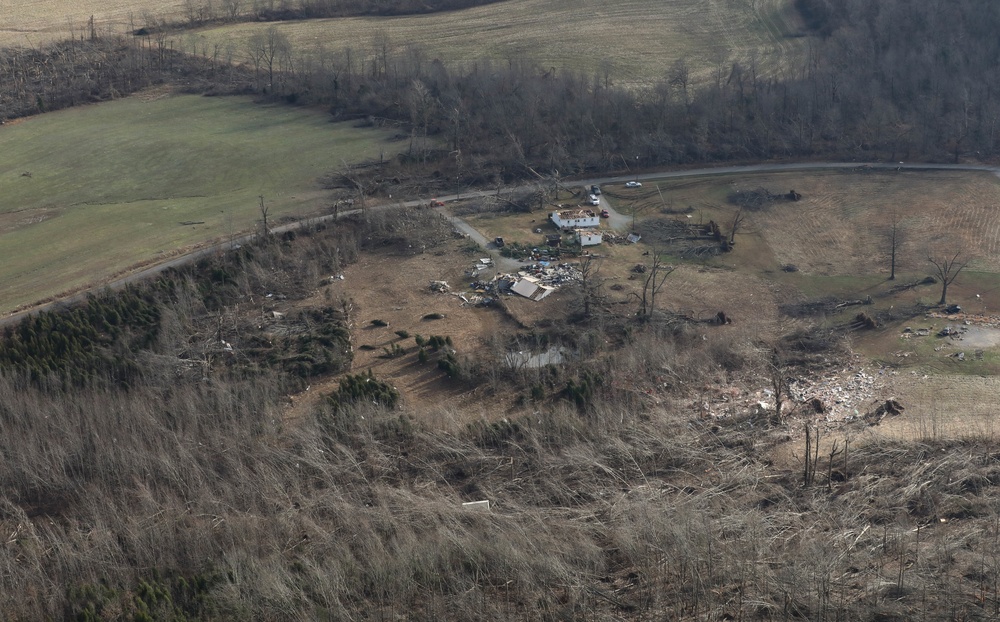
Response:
[[576, 230, 603, 247], [551, 208, 599, 230]]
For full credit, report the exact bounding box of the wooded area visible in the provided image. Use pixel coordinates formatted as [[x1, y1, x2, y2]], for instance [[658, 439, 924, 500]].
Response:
[[5, 0, 1000, 186]]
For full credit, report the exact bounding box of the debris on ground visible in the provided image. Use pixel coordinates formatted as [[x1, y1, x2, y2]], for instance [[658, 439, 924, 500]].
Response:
[[689, 361, 892, 425], [938, 325, 961, 337], [787, 367, 891, 423], [852, 312, 877, 329], [461, 262, 582, 304], [429, 280, 451, 293], [602, 231, 641, 245]]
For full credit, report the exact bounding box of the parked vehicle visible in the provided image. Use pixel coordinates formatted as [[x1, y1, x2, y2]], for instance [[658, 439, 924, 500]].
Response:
[[588, 195, 600, 206], [430, 198, 445, 206], [625, 181, 642, 188], [591, 184, 601, 195], [600, 209, 610, 218], [494, 236, 505, 248]]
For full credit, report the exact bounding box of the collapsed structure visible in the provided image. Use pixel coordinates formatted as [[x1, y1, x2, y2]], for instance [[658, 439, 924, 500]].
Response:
[[466, 262, 583, 303], [551, 209, 599, 230]]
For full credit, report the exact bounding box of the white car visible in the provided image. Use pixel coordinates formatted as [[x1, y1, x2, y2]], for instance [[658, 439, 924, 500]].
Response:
[[625, 181, 642, 188], [588, 195, 600, 206]]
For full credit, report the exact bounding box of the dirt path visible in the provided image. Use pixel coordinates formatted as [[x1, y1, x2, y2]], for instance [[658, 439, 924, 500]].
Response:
[[439, 212, 523, 272]]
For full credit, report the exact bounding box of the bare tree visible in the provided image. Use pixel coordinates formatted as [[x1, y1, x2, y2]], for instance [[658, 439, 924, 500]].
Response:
[[405, 79, 436, 163], [729, 204, 745, 245], [668, 57, 691, 104], [223, 0, 243, 20], [768, 348, 788, 423], [248, 26, 290, 91], [928, 250, 968, 306], [632, 250, 674, 317], [576, 255, 604, 318], [258, 195, 269, 237], [883, 208, 905, 280]]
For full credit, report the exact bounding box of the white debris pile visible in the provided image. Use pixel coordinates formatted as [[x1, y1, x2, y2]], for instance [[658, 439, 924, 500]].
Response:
[[465, 263, 582, 302], [466, 257, 495, 277], [788, 367, 894, 422]]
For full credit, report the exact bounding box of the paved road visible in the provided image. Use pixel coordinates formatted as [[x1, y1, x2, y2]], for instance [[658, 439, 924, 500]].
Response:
[[6, 160, 999, 326]]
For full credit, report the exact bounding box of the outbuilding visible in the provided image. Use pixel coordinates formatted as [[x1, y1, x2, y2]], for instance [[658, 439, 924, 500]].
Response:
[[576, 230, 603, 247]]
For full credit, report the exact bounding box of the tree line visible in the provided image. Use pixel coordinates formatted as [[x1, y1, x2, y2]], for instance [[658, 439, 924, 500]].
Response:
[[7, 0, 1000, 187], [199, 0, 1000, 186]]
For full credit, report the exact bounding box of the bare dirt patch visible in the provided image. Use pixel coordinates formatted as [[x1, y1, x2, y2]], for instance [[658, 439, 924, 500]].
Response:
[[283, 238, 522, 426]]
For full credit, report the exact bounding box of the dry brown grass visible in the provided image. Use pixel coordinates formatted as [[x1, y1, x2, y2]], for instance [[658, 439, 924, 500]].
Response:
[[605, 169, 1000, 277], [876, 373, 1000, 441], [282, 235, 524, 426], [745, 170, 1000, 276], [0, 0, 187, 47], [190, 0, 804, 87]]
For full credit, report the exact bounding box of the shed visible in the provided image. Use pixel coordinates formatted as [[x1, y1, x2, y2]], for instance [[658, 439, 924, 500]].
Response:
[[576, 230, 603, 247]]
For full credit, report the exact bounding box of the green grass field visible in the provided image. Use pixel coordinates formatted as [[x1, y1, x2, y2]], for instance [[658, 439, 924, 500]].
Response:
[[189, 0, 804, 87], [0, 92, 398, 314]]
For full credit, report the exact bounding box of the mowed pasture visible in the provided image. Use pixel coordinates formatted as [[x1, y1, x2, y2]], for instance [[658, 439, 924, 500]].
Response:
[[0, 92, 399, 314], [190, 0, 805, 86]]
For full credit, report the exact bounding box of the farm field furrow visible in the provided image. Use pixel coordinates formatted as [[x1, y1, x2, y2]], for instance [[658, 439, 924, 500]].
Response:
[[0, 92, 398, 314], [737, 171, 1000, 276], [879, 374, 1000, 441]]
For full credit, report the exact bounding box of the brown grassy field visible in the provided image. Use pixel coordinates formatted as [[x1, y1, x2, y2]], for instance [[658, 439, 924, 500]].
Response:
[[190, 0, 804, 86], [453, 170, 1000, 441], [0, 0, 186, 46], [603, 169, 1000, 276], [0, 0, 805, 86]]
